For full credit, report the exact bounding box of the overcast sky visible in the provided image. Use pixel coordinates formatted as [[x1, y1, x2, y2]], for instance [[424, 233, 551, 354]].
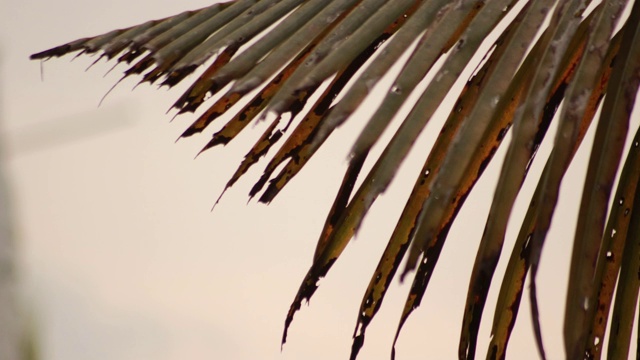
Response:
[[1, 1, 638, 359]]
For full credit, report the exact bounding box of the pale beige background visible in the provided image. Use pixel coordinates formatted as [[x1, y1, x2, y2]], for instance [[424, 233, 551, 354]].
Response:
[[1, 1, 638, 359]]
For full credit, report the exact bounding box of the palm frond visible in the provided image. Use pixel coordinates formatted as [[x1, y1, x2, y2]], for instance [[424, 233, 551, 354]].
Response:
[[32, 0, 640, 358]]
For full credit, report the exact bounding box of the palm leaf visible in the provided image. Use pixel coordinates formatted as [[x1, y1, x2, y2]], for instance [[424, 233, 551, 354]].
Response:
[[32, 0, 640, 358], [490, 19, 621, 360]]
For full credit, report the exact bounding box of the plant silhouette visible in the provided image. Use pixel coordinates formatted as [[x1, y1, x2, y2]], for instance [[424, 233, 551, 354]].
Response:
[[32, 0, 640, 359]]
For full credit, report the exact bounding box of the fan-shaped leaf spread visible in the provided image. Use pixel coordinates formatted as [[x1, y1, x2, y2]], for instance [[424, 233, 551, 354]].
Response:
[[32, 0, 640, 358]]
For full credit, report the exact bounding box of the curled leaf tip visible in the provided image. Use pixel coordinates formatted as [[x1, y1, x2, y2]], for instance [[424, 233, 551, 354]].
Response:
[[85, 55, 104, 72], [399, 257, 417, 283], [282, 274, 318, 347], [98, 75, 126, 107], [529, 270, 547, 360]]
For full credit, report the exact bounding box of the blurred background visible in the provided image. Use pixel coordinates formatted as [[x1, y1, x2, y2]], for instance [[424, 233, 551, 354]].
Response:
[[1, 1, 638, 359]]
